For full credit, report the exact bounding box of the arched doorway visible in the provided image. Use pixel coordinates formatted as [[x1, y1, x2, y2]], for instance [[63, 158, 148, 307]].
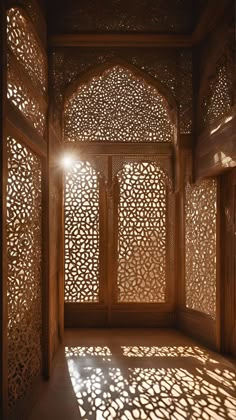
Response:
[[62, 63, 177, 327]]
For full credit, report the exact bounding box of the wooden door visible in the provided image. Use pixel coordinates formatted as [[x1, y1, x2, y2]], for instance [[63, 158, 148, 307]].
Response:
[[64, 154, 175, 327]]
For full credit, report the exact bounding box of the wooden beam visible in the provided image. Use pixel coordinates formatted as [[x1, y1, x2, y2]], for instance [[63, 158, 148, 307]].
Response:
[[49, 33, 192, 48], [7, 101, 47, 157], [62, 142, 174, 156]]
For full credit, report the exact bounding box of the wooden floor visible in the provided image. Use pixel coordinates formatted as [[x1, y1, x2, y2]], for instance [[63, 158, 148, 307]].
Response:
[[29, 329, 236, 420]]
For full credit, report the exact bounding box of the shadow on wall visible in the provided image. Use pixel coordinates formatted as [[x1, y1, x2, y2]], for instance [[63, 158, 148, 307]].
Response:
[[65, 345, 236, 419]]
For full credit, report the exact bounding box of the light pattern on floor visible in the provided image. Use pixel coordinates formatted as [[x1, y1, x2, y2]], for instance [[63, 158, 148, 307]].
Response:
[[65, 345, 236, 419]]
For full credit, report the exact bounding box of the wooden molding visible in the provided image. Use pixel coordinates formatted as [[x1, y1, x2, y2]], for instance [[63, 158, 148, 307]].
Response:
[[6, 101, 47, 157], [49, 33, 192, 48], [62, 142, 174, 156]]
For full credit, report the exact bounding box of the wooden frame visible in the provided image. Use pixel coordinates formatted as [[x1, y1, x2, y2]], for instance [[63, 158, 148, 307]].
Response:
[[0, 2, 8, 418]]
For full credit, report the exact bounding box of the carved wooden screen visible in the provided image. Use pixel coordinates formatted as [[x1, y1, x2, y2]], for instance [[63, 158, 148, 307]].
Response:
[[64, 65, 174, 143], [64, 161, 101, 303], [116, 162, 168, 303], [199, 56, 233, 132], [6, 136, 42, 409], [6, 8, 47, 137], [63, 65, 175, 326], [185, 179, 217, 318]]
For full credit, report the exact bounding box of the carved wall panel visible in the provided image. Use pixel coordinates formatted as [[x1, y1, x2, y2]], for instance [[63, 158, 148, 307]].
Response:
[[64, 161, 100, 303], [200, 56, 233, 131], [64, 66, 173, 143], [185, 179, 217, 318], [49, 0, 194, 34], [7, 7, 47, 137], [197, 4, 235, 133], [7, 7, 46, 94], [52, 49, 192, 135], [7, 136, 42, 409], [7, 55, 46, 136], [117, 162, 168, 303]]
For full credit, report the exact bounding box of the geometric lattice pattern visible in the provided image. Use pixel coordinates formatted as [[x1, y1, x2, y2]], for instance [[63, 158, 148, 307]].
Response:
[[64, 66, 173, 143], [64, 161, 100, 302], [7, 8, 47, 93], [7, 137, 42, 409], [185, 179, 217, 318], [117, 162, 167, 302], [6, 8, 47, 137], [201, 59, 232, 130], [7, 56, 46, 136]]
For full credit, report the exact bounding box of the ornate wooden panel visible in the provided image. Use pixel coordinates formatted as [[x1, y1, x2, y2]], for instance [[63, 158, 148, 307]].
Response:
[[64, 66, 173, 143], [116, 162, 168, 303], [7, 7, 46, 94], [185, 179, 217, 318], [7, 54, 46, 137], [52, 51, 192, 135], [6, 7, 47, 137], [200, 57, 233, 132], [7, 136, 42, 409], [64, 161, 100, 303]]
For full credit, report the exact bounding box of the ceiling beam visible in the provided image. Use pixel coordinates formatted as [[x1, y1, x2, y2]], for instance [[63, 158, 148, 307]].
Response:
[[49, 33, 192, 48]]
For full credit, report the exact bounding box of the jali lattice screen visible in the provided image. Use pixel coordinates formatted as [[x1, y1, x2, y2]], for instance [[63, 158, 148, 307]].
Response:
[[117, 162, 168, 303], [7, 136, 42, 409], [64, 161, 100, 302], [7, 8, 46, 93], [200, 57, 232, 131], [7, 8, 47, 136], [64, 66, 173, 143], [185, 179, 217, 318]]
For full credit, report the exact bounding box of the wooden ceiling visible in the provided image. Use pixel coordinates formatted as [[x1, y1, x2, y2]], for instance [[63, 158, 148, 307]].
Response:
[[47, 0, 232, 48]]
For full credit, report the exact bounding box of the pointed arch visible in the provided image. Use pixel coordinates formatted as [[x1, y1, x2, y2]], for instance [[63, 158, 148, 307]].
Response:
[[63, 59, 178, 144]]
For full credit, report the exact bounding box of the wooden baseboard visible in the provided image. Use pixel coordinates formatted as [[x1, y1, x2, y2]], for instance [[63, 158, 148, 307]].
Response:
[[177, 308, 217, 350]]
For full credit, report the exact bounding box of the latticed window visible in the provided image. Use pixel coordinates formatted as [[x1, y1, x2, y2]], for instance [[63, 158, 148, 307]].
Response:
[[7, 8, 47, 136], [117, 162, 168, 303], [7, 136, 42, 409], [64, 65, 174, 143], [185, 179, 217, 318]]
